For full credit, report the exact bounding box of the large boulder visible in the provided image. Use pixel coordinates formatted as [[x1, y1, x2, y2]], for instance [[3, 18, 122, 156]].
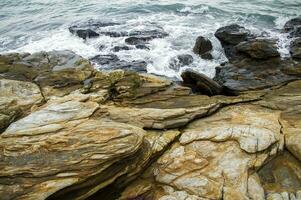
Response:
[[214, 58, 301, 95], [120, 104, 284, 200], [181, 69, 222, 95], [0, 100, 145, 200], [215, 24, 252, 60], [0, 51, 94, 98], [0, 79, 43, 132], [215, 24, 250, 45], [236, 38, 280, 59], [193, 36, 213, 59]]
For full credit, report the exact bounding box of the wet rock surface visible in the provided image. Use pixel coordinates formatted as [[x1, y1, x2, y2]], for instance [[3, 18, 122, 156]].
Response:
[[90, 54, 147, 72], [193, 36, 213, 59], [169, 54, 193, 71], [181, 69, 222, 95], [291, 38, 301, 59]]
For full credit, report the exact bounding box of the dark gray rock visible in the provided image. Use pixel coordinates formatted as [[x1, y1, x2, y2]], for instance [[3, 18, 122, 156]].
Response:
[[215, 24, 253, 61], [193, 36, 213, 55], [284, 17, 301, 38], [169, 54, 193, 71], [214, 58, 301, 95], [215, 24, 250, 45], [181, 69, 222, 96], [125, 30, 168, 45], [201, 52, 213, 60], [291, 38, 301, 59], [69, 28, 99, 40], [284, 17, 301, 32], [125, 37, 153, 45], [135, 44, 150, 50], [236, 39, 280, 59], [90, 55, 147, 73], [112, 46, 130, 52]]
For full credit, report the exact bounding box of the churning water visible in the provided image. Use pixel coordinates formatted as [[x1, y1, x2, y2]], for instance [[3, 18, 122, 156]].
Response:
[[0, 0, 300, 78]]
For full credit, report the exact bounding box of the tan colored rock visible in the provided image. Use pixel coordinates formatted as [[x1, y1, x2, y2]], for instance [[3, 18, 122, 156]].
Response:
[[120, 105, 284, 200], [104, 93, 261, 129], [180, 105, 283, 153], [0, 100, 146, 200], [258, 151, 301, 196], [0, 79, 43, 132], [280, 108, 301, 161], [247, 174, 265, 200]]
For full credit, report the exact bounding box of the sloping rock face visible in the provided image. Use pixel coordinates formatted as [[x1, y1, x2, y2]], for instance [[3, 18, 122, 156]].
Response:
[[0, 44, 300, 200], [0, 79, 43, 131]]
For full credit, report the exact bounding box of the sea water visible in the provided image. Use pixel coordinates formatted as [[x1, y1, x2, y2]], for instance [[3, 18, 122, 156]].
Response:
[[0, 0, 300, 78]]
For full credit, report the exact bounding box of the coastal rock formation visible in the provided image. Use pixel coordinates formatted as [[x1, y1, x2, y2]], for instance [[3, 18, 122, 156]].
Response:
[[1, 17, 301, 200], [0, 79, 43, 131]]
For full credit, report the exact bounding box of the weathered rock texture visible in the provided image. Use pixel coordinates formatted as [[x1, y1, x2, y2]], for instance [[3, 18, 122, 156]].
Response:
[[0, 23, 301, 200]]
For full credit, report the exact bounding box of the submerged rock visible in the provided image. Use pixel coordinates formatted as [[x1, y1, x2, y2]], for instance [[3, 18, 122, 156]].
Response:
[[169, 54, 193, 71], [69, 28, 99, 39], [90, 54, 147, 72], [193, 36, 213, 59], [181, 69, 222, 95], [236, 38, 280, 59]]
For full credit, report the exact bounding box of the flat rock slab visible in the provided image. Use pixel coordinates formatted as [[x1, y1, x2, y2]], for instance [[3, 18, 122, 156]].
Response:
[[0, 101, 145, 200]]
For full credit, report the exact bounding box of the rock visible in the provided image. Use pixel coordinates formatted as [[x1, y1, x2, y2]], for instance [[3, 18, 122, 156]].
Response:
[[247, 174, 265, 200], [0, 100, 146, 200], [236, 38, 280, 59], [215, 24, 252, 61], [215, 24, 250, 45], [169, 54, 193, 71], [0, 50, 94, 98], [90, 55, 147, 72], [181, 69, 222, 95], [201, 52, 213, 60], [290, 38, 301, 59], [135, 44, 150, 50], [0, 79, 43, 132], [258, 151, 301, 195], [125, 30, 168, 45], [280, 108, 301, 161], [193, 36, 213, 59], [256, 80, 301, 111], [125, 36, 153, 45], [69, 20, 120, 39], [214, 58, 301, 95], [284, 17, 301, 32], [121, 104, 283, 200], [69, 27, 99, 39], [112, 46, 130, 52]]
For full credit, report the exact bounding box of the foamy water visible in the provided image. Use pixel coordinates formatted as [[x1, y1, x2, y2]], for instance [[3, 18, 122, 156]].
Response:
[[0, 0, 300, 78]]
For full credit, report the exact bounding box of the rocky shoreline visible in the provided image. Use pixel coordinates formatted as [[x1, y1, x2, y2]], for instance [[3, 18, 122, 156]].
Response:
[[0, 17, 301, 200]]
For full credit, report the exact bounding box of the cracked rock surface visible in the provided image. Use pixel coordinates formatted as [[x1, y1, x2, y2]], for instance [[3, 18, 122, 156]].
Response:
[[0, 50, 300, 200]]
